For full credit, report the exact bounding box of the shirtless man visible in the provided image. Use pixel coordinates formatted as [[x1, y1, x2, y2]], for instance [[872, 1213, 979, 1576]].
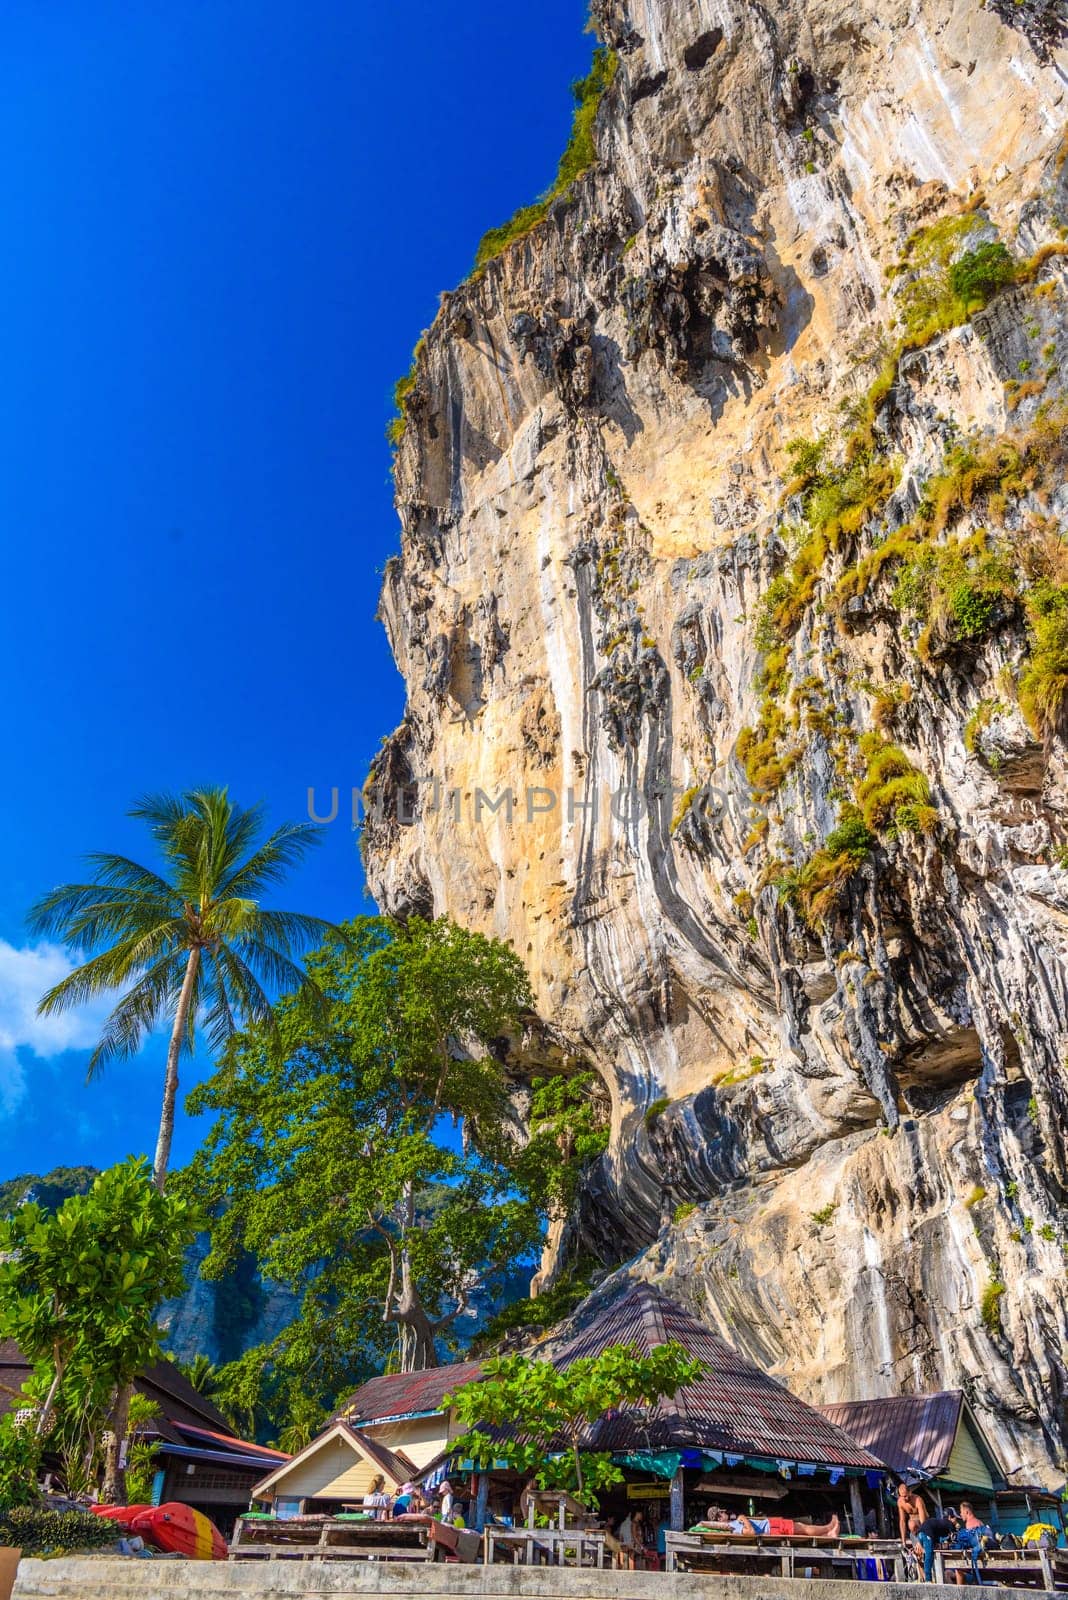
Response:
[[897, 1482, 927, 1542], [730, 1513, 841, 1537]]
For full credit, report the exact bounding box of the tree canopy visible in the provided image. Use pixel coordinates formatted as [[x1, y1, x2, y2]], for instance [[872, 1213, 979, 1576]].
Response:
[[184, 915, 590, 1430], [0, 1158, 200, 1501]]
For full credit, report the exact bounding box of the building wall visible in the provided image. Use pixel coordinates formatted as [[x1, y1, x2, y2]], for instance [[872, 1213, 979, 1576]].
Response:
[[276, 1435, 388, 1501], [945, 1418, 994, 1492], [363, 1414, 449, 1470]]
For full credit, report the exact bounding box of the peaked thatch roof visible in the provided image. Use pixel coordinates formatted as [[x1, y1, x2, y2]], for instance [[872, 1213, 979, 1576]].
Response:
[[542, 1283, 883, 1468]]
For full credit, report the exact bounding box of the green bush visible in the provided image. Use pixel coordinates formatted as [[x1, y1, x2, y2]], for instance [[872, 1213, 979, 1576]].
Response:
[[1019, 580, 1068, 737], [824, 811, 876, 860], [0, 1505, 116, 1557], [949, 242, 1016, 309], [644, 1096, 670, 1128], [474, 48, 618, 270], [980, 1277, 1006, 1335], [856, 735, 937, 837]]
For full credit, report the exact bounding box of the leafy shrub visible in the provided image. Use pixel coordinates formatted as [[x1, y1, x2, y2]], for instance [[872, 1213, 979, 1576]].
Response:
[[0, 1416, 43, 1508], [673, 1201, 696, 1223], [473, 1268, 594, 1351], [980, 1276, 1006, 1335], [891, 533, 1017, 655], [644, 1097, 670, 1128], [894, 211, 995, 340], [810, 1203, 837, 1228], [0, 1505, 116, 1557], [948, 242, 1016, 309], [856, 734, 937, 837], [771, 806, 873, 929], [824, 810, 876, 860], [1019, 580, 1068, 737], [474, 47, 619, 270]]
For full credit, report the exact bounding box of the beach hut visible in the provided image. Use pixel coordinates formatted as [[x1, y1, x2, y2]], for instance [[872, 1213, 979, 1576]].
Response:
[[819, 1392, 1006, 1517], [248, 1421, 416, 1517]]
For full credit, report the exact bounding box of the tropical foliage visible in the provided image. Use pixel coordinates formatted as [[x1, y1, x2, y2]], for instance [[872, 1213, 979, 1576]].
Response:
[[0, 1159, 199, 1500], [447, 1341, 703, 1506], [183, 915, 559, 1431]]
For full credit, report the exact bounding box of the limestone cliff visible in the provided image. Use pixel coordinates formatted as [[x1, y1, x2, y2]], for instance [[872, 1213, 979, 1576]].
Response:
[[363, 0, 1068, 1481]]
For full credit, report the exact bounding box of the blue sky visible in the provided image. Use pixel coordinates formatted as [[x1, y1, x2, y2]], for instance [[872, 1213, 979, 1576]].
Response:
[[0, 0, 591, 1178]]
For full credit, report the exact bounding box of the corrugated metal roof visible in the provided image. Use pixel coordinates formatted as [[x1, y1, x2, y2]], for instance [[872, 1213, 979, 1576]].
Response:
[[336, 1359, 486, 1424], [545, 1284, 883, 1468], [817, 1393, 964, 1478]]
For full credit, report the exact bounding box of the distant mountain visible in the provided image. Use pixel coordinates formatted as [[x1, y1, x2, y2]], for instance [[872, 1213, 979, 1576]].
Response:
[[0, 1164, 98, 1215]]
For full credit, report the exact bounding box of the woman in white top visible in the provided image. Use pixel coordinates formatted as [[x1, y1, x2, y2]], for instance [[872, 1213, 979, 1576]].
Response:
[[363, 1473, 392, 1520]]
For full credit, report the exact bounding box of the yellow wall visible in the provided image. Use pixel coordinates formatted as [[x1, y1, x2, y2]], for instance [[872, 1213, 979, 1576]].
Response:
[[363, 1414, 449, 1470], [273, 1434, 393, 1501], [944, 1416, 994, 1491]]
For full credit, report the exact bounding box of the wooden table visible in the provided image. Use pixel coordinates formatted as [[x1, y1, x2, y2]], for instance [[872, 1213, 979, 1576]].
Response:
[[665, 1530, 890, 1578], [229, 1514, 431, 1562], [483, 1526, 607, 1567]]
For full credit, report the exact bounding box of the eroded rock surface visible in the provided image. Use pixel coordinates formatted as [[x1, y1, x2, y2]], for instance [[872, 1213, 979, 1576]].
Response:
[[364, 0, 1068, 1480]]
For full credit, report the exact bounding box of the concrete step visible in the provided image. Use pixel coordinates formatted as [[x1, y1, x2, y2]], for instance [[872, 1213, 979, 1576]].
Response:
[[12, 1558, 1053, 1600]]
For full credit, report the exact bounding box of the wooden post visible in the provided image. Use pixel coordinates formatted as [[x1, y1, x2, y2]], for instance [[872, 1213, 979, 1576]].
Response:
[[473, 1473, 489, 1532], [848, 1477, 865, 1536], [670, 1468, 685, 1531], [1038, 1547, 1054, 1591]]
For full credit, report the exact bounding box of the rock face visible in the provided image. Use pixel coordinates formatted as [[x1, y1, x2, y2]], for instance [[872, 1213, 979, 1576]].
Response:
[[364, 0, 1068, 1481]]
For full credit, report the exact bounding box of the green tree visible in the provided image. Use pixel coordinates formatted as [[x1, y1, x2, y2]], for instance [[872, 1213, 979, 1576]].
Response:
[[447, 1341, 703, 1506], [29, 787, 334, 1191], [184, 915, 540, 1407], [179, 1353, 222, 1399], [0, 1159, 200, 1501]]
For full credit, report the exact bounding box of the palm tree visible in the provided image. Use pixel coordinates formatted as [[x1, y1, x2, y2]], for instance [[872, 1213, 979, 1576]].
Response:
[[28, 789, 337, 1499], [29, 787, 335, 1191]]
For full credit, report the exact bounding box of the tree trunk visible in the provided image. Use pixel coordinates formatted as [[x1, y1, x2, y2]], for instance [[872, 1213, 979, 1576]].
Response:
[[153, 946, 200, 1191], [105, 948, 200, 1504], [101, 1382, 132, 1505], [395, 1251, 439, 1372]]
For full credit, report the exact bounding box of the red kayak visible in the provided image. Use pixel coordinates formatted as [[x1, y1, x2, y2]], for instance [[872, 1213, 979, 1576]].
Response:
[[90, 1504, 150, 1527], [129, 1502, 228, 1560]]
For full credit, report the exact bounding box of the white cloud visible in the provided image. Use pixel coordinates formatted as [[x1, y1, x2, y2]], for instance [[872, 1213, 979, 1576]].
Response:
[[0, 940, 113, 1115]]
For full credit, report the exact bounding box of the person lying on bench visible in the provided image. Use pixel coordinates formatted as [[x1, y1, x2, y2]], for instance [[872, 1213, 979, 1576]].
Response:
[[728, 1514, 841, 1537]]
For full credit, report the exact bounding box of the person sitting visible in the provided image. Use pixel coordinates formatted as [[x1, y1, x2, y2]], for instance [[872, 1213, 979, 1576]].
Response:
[[950, 1503, 989, 1586], [729, 1513, 841, 1538], [362, 1473, 392, 1521], [392, 1482, 415, 1517]]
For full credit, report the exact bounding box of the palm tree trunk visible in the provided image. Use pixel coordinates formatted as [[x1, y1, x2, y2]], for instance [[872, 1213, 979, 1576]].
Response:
[[100, 947, 202, 1504], [153, 946, 200, 1191]]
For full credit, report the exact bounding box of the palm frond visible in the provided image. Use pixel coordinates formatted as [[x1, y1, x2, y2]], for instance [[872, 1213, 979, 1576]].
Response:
[[84, 853, 178, 902], [201, 944, 275, 1053], [36, 920, 187, 1013], [240, 908, 338, 955], [216, 822, 323, 900], [85, 953, 188, 1078]]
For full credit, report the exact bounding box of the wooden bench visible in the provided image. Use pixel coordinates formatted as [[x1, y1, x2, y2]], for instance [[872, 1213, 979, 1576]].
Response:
[[665, 1529, 888, 1578], [484, 1526, 608, 1567], [229, 1514, 431, 1563]]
